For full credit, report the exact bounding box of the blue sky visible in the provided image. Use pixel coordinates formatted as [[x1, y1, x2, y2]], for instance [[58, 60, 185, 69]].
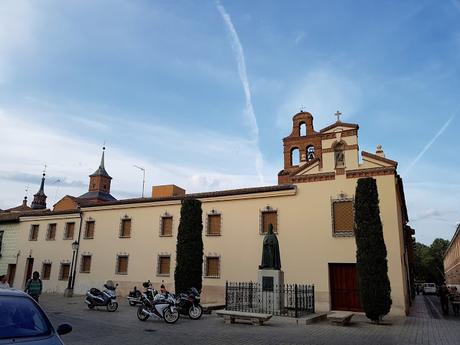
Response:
[[0, 0, 459, 245]]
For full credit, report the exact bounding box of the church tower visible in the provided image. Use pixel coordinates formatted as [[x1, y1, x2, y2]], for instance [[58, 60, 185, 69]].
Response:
[[31, 172, 47, 209], [79, 147, 116, 202]]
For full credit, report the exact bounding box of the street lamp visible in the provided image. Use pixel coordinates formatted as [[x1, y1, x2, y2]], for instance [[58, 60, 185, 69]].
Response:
[[134, 165, 146, 198], [65, 241, 79, 297]]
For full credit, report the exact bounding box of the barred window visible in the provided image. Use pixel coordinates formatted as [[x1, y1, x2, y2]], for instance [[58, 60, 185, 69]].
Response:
[[46, 224, 57, 240], [207, 214, 221, 236], [332, 200, 354, 236], [42, 263, 52, 280], [80, 255, 92, 273], [157, 256, 171, 276], [161, 216, 173, 236], [64, 222, 75, 240], [205, 256, 220, 278], [84, 221, 95, 239], [120, 218, 131, 238], [29, 225, 39, 241], [59, 263, 70, 281], [116, 255, 129, 275], [261, 211, 277, 234]]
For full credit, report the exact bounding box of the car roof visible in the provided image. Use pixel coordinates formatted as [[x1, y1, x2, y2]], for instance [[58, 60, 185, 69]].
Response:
[[0, 288, 30, 297]]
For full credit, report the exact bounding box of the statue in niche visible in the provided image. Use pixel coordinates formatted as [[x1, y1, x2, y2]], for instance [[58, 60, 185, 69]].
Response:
[[334, 144, 345, 167], [259, 224, 281, 270]]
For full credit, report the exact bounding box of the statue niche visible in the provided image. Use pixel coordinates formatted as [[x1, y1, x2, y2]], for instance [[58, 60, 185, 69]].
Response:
[[259, 224, 281, 270]]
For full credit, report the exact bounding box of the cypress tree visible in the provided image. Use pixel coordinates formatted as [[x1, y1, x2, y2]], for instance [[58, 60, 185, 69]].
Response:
[[175, 198, 203, 294], [354, 177, 392, 322]]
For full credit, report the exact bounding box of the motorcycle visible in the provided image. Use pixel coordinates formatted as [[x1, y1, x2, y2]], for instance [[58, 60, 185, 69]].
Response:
[[176, 287, 203, 320], [136, 290, 179, 324], [85, 280, 119, 312], [127, 280, 156, 307]]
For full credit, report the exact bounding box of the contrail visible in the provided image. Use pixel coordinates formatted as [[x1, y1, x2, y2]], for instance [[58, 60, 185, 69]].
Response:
[[216, 1, 264, 184], [403, 114, 456, 177]]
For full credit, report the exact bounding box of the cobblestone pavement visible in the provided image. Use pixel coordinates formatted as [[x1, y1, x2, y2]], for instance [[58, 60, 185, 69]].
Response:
[[40, 294, 460, 345]]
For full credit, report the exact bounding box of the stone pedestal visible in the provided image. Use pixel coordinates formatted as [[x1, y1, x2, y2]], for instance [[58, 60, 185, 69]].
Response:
[[258, 269, 284, 313]]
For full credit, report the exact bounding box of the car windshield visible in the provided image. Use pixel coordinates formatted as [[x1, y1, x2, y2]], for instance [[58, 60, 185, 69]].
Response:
[[0, 296, 52, 339]]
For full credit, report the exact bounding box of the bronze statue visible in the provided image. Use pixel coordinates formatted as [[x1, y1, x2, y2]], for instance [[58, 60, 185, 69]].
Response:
[[259, 224, 281, 270]]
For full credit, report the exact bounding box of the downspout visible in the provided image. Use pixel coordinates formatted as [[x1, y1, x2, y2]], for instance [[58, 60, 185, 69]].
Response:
[[71, 209, 83, 290]]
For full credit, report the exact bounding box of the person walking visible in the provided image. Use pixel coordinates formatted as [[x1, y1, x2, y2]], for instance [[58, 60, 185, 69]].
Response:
[[0, 274, 10, 288], [24, 271, 42, 302], [439, 283, 449, 315]]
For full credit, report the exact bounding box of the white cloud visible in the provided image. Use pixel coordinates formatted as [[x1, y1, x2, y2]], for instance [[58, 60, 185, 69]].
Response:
[[276, 69, 362, 131], [0, 107, 277, 209]]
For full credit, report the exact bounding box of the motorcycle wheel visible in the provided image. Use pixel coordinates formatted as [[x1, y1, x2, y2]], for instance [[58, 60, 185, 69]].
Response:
[[137, 306, 150, 321], [163, 308, 180, 324], [107, 301, 118, 312], [188, 304, 203, 320]]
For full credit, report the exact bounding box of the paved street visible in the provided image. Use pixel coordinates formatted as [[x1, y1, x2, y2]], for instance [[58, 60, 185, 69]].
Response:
[[41, 294, 460, 345]]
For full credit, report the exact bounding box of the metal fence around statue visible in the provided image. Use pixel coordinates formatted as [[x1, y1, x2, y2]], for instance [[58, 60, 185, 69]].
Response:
[[225, 282, 315, 318]]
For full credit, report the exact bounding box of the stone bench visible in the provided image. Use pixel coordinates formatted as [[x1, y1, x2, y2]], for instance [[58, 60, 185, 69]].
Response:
[[215, 310, 272, 326], [327, 311, 354, 326]]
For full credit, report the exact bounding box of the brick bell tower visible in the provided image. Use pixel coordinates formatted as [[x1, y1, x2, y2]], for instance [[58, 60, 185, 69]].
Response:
[[31, 172, 47, 209], [79, 147, 116, 202]]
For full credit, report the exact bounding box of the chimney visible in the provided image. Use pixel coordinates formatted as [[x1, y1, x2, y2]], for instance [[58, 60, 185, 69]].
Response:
[[151, 184, 186, 198]]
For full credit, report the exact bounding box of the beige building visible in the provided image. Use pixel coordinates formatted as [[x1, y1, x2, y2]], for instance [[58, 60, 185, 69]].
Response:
[[11, 112, 414, 316], [444, 224, 460, 287]]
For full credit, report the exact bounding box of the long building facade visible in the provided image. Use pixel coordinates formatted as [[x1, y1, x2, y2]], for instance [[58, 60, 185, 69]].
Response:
[[444, 224, 460, 287], [7, 112, 414, 316]]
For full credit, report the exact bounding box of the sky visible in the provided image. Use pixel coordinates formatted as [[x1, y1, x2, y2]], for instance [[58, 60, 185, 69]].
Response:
[[0, 0, 459, 245]]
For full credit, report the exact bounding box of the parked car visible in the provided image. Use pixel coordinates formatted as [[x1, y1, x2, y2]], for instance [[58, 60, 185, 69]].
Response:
[[422, 283, 437, 295], [0, 288, 72, 344]]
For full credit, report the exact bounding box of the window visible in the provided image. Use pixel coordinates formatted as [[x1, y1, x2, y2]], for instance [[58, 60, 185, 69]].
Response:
[[205, 256, 220, 278], [332, 200, 354, 236], [42, 263, 51, 280], [116, 255, 129, 275], [261, 210, 278, 234], [290, 147, 300, 166], [64, 222, 75, 240], [157, 255, 171, 276], [307, 145, 315, 161], [120, 218, 131, 238], [0, 230, 3, 255], [29, 225, 39, 241], [46, 224, 56, 240], [84, 221, 95, 239], [80, 255, 92, 273], [160, 216, 173, 236], [207, 214, 221, 236], [59, 263, 70, 281]]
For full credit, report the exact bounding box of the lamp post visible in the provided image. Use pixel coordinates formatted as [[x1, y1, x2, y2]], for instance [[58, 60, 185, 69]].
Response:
[[65, 240, 79, 297]]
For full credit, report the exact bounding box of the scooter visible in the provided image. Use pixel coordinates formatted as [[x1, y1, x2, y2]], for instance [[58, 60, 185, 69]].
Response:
[[176, 287, 203, 320], [85, 280, 119, 312], [136, 290, 179, 324]]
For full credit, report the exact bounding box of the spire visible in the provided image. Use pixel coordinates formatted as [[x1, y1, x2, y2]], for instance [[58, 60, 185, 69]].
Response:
[[90, 146, 112, 179], [31, 171, 47, 209]]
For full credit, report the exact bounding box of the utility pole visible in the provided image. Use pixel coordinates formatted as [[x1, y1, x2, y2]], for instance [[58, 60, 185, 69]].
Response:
[[133, 165, 146, 198]]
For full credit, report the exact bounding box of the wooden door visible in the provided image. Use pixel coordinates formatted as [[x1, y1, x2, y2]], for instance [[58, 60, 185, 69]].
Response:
[[7, 264, 16, 287], [329, 263, 362, 312], [25, 258, 34, 285]]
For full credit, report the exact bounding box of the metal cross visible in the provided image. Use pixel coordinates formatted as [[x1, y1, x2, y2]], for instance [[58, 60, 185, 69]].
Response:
[[334, 110, 342, 122], [300, 104, 305, 112]]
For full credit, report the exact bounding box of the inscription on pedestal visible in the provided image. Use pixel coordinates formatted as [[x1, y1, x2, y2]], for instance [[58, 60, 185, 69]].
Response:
[[262, 276, 274, 291]]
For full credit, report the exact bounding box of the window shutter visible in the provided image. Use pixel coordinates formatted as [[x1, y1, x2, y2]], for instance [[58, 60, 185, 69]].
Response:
[[333, 201, 354, 232], [42, 263, 51, 280], [121, 219, 131, 237], [206, 257, 220, 277], [208, 215, 221, 235], [86, 221, 95, 238], [159, 256, 170, 275], [60, 264, 70, 280], [117, 256, 128, 274], [262, 211, 277, 233], [66, 223, 75, 239], [162, 217, 173, 236], [81, 256, 91, 273]]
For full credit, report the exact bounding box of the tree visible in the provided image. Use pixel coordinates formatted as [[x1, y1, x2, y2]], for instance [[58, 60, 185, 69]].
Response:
[[414, 238, 449, 285], [175, 198, 203, 294], [354, 177, 392, 322]]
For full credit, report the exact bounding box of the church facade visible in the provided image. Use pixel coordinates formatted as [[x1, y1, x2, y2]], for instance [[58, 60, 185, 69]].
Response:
[[8, 112, 414, 316]]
